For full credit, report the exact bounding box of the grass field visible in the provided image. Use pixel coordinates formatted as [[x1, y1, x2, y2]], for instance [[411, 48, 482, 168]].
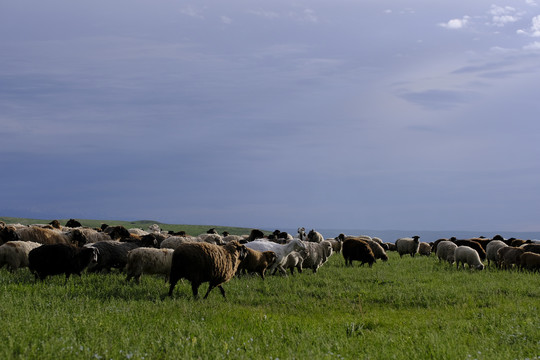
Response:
[[1, 247, 539, 360]]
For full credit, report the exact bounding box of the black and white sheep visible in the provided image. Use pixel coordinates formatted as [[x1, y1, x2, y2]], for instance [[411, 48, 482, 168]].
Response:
[[28, 243, 99, 281], [237, 248, 276, 279], [168, 240, 247, 299], [85, 237, 158, 273], [455, 246, 484, 270], [342, 238, 376, 267], [125, 247, 175, 283], [245, 238, 307, 275], [396, 236, 420, 257], [0, 241, 42, 271], [435, 241, 458, 264], [301, 240, 333, 273], [486, 240, 508, 267]]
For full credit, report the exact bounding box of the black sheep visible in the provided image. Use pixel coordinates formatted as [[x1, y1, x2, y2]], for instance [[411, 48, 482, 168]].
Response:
[[28, 243, 98, 282], [342, 239, 376, 267]]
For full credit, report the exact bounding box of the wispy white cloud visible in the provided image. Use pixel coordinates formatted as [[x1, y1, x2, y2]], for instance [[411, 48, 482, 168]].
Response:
[[489, 5, 522, 27], [517, 14, 540, 36], [180, 6, 205, 19], [439, 16, 470, 29], [248, 10, 281, 19], [221, 15, 232, 24], [526, 0, 537, 6], [523, 41, 540, 50]]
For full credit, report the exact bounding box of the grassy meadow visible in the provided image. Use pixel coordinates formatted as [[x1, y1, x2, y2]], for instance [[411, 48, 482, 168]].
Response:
[[1, 246, 539, 360]]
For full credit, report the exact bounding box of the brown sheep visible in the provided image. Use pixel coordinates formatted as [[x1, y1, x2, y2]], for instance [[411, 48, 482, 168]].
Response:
[[168, 240, 247, 299], [518, 252, 540, 272], [342, 239, 376, 267], [11, 226, 71, 245], [237, 248, 276, 279], [418, 242, 432, 256], [497, 247, 525, 270]]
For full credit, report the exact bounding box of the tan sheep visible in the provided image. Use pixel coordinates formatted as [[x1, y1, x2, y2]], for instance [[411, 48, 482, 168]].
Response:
[[168, 240, 247, 299], [237, 248, 276, 279]]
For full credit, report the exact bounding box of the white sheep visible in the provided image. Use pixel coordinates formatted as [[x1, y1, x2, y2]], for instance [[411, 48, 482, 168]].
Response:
[[282, 250, 307, 275], [436, 241, 458, 264], [0, 241, 42, 271], [197, 233, 224, 245], [486, 240, 508, 267], [245, 238, 306, 275], [301, 240, 333, 273], [125, 247, 175, 283], [160, 236, 198, 250], [455, 246, 484, 270], [396, 236, 420, 257]]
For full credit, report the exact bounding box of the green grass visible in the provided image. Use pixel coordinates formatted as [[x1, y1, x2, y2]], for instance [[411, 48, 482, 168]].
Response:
[[1, 252, 539, 359], [0, 216, 267, 236]]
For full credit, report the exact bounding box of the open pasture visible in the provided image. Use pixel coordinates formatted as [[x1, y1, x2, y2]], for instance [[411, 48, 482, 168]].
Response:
[[1, 249, 539, 360]]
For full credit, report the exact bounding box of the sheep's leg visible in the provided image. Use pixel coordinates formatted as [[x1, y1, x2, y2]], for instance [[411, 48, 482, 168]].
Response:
[[217, 285, 226, 299], [168, 280, 178, 297], [202, 284, 215, 299], [192, 282, 201, 298]]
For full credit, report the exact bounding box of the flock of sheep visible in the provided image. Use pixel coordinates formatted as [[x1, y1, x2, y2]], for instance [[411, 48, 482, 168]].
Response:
[[1, 220, 539, 299]]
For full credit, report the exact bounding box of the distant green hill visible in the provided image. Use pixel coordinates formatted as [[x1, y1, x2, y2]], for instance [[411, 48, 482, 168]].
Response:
[[0, 216, 267, 237]]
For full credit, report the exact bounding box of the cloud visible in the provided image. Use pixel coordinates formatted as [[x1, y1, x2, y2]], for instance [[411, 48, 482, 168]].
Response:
[[517, 14, 540, 36], [221, 15, 232, 24], [523, 41, 540, 50], [398, 89, 473, 110], [180, 6, 205, 19], [489, 5, 522, 27], [439, 16, 470, 29]]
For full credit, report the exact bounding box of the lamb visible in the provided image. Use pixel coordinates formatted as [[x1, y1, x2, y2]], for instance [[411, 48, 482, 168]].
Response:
[[245, 238, 307, 275], [518, 252, 540, 272], [486, 240, 508, 267], [282, 250, 307, 275], [455, 246, 484, 270], [0, 241, 42, 271], [301, 240, 333, 273], [497, 247, 525, 270], [237, 248, 276, 279], [435, 241, 458, 264], [418, 242, 432, 256], [168, 240, 247, 299], [342, 238, 376, 267], [125, 247, 175, 283], [28, 243, 99, 282], [306, 229, 324, 243], [396, 236, 420, 257]]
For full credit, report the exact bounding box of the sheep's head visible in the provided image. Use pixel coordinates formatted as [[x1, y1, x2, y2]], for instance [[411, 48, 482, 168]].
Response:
[[336, 233, 345, 242], [263, 251, 277, 265], [412, 235, 420, 243], [0, 226, 19, 245], [293, 239, 307, 251]]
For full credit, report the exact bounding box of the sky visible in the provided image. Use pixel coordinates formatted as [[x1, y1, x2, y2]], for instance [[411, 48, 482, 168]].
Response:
[[1, 1, 540, 232]]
